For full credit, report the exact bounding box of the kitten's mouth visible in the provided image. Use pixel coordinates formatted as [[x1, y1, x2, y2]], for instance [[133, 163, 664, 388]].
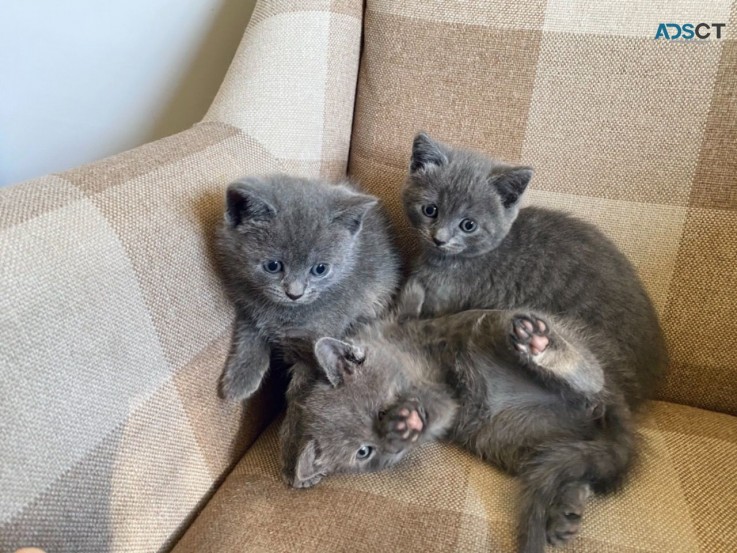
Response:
[[428, 240, 464, 256]]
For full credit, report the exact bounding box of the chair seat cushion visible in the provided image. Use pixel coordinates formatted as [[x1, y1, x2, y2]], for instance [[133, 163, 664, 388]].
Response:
[[171, 400, 737, 552]]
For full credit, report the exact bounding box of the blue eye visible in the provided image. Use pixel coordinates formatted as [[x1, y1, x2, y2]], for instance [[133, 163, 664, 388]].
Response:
[[310, 263, 329, 277], [356, 445, 374, 460], [422, 204, 438, 218], [263, 260, 283, 273], [459, 218, 477, 233]]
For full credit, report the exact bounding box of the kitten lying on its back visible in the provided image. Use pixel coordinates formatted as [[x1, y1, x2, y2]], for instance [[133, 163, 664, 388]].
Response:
[[400, 133, 667, 409], [288, 304, 625, 553], [216, 174, 400, 402]]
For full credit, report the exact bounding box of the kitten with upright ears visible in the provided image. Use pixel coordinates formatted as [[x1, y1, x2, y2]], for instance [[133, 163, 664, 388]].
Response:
[[287, 304, 624, 553], [215, 174, 400, 402], [400, 132, 667, 409]]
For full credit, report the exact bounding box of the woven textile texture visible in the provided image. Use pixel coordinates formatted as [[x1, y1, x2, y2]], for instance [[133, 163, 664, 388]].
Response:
[[348, 0, 737, 415], [0, 1, 363, 551], [171, 401, 737, 553]]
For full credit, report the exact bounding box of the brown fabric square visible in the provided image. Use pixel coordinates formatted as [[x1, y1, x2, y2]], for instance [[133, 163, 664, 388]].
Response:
[[350, 12, 543, 169], [659, 207, 737, 414], [690, 40, 737, 211], [62, 122, 239, 195]]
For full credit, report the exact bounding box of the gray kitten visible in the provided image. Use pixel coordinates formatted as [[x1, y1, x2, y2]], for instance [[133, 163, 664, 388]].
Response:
[[400, 133, 667, 408], [215, 174, 400, 401], [287, 305, 628, 553]]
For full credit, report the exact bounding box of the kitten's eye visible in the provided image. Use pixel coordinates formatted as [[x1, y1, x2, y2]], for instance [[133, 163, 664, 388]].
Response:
[[422, 204, 438, 218], [356, 445, 374, 460], [263, 260, 283, 273], [459, 218, 477, 233], [310, 263, 330, 277]]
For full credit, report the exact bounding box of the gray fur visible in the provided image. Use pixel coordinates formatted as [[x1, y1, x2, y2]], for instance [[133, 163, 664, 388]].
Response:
[[400, 133, 667, 408], [280, 134, 667, 552], [287, 309, 634, 553], [215, 174, 401, 401], [393, 134, 668, 550]]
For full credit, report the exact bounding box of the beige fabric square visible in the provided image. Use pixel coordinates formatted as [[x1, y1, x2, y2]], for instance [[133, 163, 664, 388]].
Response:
[[89, 138, 270, 369], [108, 382, 213, 552], [205, 11, 332, 160], [523, 189, 688, 318], [0, 175, 84, 230], [522, 34, 722, 206], [369, 0, 548, 30], [542, 0, 733, 37], [173, 330, 282, 477], [0, 198, 170, 522]]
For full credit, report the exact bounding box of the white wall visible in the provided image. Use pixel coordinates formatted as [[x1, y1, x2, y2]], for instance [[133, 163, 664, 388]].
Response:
[[0, 0, 257, 187]]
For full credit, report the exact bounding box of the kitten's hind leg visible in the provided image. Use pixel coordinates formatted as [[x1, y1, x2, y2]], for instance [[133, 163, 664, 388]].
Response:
[[219, 319, 270, 402], [510, 313, 605, 399]]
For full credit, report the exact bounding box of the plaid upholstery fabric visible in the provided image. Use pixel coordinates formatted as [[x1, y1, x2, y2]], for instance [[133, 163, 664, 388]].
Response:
[[170, 401, 737, 553], [347, 0, 737, 415], [0, 1, 362, 551]]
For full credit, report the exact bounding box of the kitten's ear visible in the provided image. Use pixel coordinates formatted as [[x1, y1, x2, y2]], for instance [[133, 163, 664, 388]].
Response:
[[332, 192, 378, 236], [410, 132, 448, 174], [314, 337, 365, 387], [225, 178, 276, 227], [489, 166, 534, 208], [295, 439, 322, 487]]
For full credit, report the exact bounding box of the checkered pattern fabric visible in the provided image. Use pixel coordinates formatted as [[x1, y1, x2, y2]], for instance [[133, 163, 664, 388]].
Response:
[[0, 1, 362, 551], [172, 401, 737, 553], [348, 0, 737, 415]]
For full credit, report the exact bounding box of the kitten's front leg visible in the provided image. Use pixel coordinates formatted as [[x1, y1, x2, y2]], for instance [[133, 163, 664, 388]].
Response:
[[509, 313, 604, 400], [219, 318, 270, 402], [396, 277, 426, 321]]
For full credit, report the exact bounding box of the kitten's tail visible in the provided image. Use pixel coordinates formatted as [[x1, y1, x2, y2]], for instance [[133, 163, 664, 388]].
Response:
[[517, 403, 635, 553]]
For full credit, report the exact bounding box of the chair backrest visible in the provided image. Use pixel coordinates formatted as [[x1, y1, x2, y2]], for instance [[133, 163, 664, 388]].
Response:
[[348, 0, 737, 415]]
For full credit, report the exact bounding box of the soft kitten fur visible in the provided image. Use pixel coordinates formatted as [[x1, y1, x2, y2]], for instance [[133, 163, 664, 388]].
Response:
[[215, 174, 400, 401], [400, 133, 667, 409], [287, 305, 632, 553]]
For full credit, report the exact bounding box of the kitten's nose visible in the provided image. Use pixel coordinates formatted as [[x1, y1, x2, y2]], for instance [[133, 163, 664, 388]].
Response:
[[432, 228, 450, 246], [284, 281, 305, 301]]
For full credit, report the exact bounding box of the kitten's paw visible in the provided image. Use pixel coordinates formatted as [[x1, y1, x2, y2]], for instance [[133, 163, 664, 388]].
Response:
[[511, 314, 550, 360], [396, 279, 426, 322], [546, 484, 591, 546], [379, 399, 426, 445], [284, 470, 323, 489], [218, 359, 268, 402]]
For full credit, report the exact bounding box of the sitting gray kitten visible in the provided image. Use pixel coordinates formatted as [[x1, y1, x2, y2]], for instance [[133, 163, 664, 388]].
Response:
[[215, 174, 400, 401], [400, 133, 667, 408], [288, 305, 628, 553]]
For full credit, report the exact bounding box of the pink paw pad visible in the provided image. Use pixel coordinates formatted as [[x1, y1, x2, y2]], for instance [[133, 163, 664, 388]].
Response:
[[512, 316, 551, 356], [404, 409, 424, 433]]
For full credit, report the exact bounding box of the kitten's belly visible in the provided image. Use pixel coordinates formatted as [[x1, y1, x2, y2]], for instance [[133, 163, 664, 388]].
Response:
[[449, 360, 578, 472]]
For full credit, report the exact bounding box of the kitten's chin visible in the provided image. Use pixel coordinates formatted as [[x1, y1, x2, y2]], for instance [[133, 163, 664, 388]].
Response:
[[268, 293, 319, 306]]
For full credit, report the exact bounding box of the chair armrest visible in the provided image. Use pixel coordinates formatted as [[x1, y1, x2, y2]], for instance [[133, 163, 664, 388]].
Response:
[[0, 1, 363, 551]]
